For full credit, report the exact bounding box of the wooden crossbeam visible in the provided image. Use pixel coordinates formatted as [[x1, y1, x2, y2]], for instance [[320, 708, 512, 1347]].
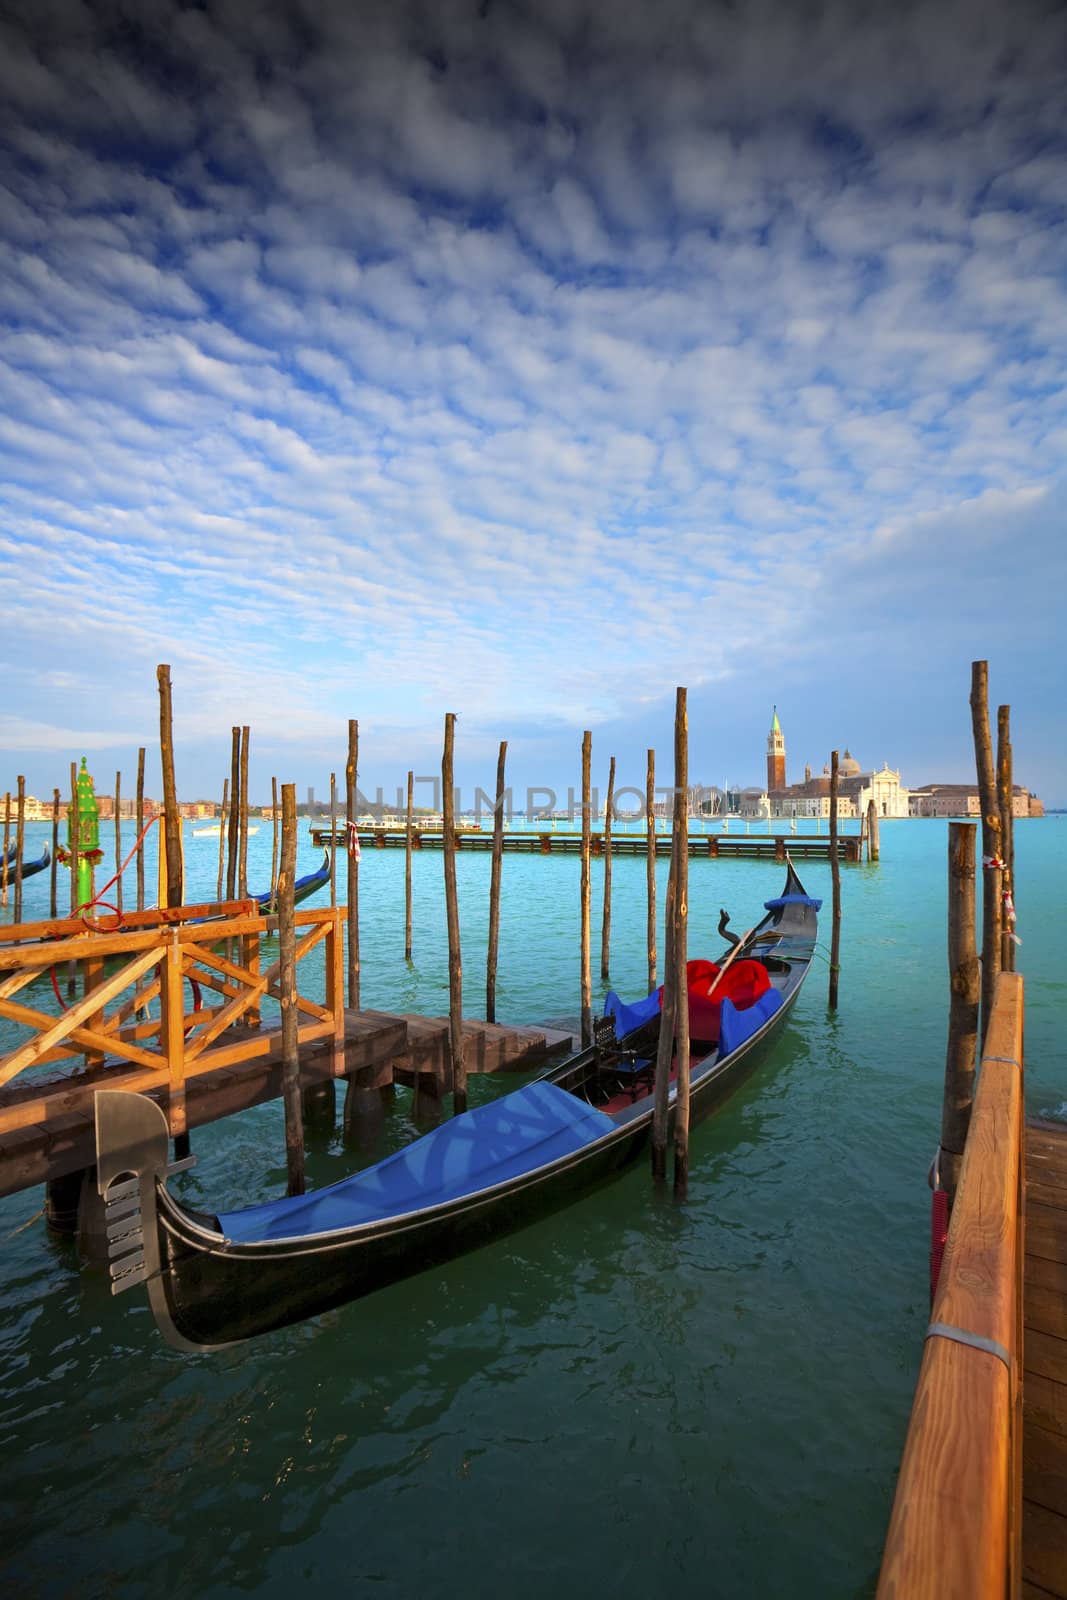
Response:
[[183, 970, 268, 1064], [0, 947, 161, 1087]]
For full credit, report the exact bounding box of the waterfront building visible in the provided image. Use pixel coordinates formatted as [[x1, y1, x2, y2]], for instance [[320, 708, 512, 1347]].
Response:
[[909, 784, 1043, 818], [761, 711, 907, 819]]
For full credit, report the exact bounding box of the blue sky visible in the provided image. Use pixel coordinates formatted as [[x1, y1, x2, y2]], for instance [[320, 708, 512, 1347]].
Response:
[[1, 0, 1065, 806]]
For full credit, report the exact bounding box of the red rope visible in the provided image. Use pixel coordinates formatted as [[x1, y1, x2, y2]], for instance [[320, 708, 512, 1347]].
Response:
[[930, 1186, 949, 1303]]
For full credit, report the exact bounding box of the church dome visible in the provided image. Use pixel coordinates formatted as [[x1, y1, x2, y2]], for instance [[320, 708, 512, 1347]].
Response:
[[839, 749, 861, 776]]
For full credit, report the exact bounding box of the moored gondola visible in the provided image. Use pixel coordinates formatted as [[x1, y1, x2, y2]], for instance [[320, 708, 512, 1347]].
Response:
[[95, 861, 819, 1350]]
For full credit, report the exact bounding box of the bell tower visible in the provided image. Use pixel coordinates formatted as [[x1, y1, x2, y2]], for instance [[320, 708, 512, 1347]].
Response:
[[767, 706, 786, 792]]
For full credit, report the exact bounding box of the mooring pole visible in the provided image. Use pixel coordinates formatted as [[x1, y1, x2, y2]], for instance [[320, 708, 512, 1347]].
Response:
[[345, 719, 360, 1008], [238, 725, 250, 900], [113, 770, 122, 916], [50, 789, 59, 919], [0, 791, 9, 908], [970, 661, 1002, 1049], [443, 712, 465, 1113], [866, 797, 879, 863], [67, 763, 79, 995], [601, 755, 616, 982], [270, 775, 280, 912], [14, 776, 25, 923], [329, 772, 338, 910], [404, 768, 414, 961], [135, 747, 145, 912], [580, 730, 592, 1047], [215, 777, 228, 903], [828, 751, 841, 1010], [672, 690, 691, 1197], [652, 853, 677, 1185], [278, 782, 305, 1196], [997, 705, 1016, 973], [486, 740, 507, 1022], [646, 749, 657, 991], [226, 726, 240, 901], [940, 821, 980, 1205], [157, 665, 183, 908]]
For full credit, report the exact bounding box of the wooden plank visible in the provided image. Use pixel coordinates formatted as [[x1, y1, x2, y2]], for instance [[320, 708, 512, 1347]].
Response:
[[1029, 1181, 1067, 1211], [1024, 1500, 1067, 1597], [1025, 1374, 1067, 1440], [1028, 1254, 1067, 1297], [1027, 1331, 1067, 1389], [0, 898, 256, 944], [1025, 1423, 1067, 1519], [1027, 1285, 1067, 1341]]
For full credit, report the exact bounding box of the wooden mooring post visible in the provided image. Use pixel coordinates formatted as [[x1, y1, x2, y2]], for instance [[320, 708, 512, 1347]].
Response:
[[215, 777, 228, 904], [866, 797, 880, 862], [113, 769, 122, 916], [646, 749, 656, 991], [157, 666, 183, 910], [970, 661, 1002, 1049], [939, 821, 979, 1206], [330, 772, 338, 909], [238, 724, 251, 900], [651, 848, 678, 1185], [404, 768, 414, 961], [828, 751, 841, 1010], [270, 775, 279, 911], [601, 755, 615, 982], [346, 719, 360, 1008], [226, 726, 240, 901], [1, 791, 9, 908], [997, 705, 1016, 973], [580, 730, 592, 1048], [14, 776, 25, 923], [277, 782, 305, 1196], [672, 690, 691, 1197], [50, 789, 59, 919], [135, 747, 145, 912], [442, 713, 466, 1113], [486, 741, 506, 1022]]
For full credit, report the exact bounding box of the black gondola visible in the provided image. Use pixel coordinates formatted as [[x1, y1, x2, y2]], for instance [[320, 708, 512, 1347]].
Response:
[[252, 849, 331, 910], [94, 861, 819, 1351], [4, 845, 50, 880]]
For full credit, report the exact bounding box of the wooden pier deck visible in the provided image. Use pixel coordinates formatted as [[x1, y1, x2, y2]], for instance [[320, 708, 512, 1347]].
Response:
[[311, 826, 863, 862], [1023, 1119, 1067, 1597], [877, 972, 1067, 1598]]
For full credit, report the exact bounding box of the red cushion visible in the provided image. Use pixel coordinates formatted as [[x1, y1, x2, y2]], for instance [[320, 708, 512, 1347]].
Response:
[[716, 959, 771, 1010]]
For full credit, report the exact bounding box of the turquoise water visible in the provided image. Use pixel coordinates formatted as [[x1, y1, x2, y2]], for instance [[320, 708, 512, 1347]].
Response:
[[1, 818, 1064, 1597]]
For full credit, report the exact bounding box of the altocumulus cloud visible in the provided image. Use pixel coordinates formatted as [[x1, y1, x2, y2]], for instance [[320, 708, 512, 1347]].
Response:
[[0, 0, 1065, 798]]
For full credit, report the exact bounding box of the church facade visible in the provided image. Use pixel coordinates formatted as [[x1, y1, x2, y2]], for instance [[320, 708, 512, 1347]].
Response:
[[753, 710, 911, 819]]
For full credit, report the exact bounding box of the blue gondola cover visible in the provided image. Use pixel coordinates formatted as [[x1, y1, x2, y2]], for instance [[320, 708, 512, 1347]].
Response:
[[603, 987, 661, 1041], [218, 1081, 616, 1242], [718, 987, 783, 1057], [763, 893, 823, 910]]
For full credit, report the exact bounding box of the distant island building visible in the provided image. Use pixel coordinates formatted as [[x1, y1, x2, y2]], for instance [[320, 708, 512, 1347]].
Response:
[[909, 783, 1043, 818], [754, 710, 910, 819]]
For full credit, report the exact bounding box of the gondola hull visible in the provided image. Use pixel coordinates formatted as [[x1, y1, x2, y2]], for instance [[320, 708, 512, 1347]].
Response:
[[95, 862, 818, 1351]]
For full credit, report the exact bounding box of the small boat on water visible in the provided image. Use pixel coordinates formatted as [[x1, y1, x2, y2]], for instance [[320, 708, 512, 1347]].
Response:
[[192, 825, 259, 837], [2, 845, 51, 880], [95, 861, 819, 1350]]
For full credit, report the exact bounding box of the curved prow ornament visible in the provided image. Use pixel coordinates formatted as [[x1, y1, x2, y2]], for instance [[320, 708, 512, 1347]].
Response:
[[94, 1090, 200, 1352]]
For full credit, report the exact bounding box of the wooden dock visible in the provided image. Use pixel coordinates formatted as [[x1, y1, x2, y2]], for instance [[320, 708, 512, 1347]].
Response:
[[312, 825, 863, 862], [876, 971, 1067, 1598], [0, 900, 572, 1204]]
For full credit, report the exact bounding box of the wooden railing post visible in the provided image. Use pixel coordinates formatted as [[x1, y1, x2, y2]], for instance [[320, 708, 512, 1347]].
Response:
[[325, 905, 346, 1078], [161, 929, 187, 1144]]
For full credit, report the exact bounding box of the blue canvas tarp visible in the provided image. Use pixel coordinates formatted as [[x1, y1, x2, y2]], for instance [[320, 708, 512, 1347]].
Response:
[[218, 1081, 615, 1243]]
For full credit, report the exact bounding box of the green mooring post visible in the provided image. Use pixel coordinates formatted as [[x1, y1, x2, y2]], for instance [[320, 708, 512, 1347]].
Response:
[[69, 757, 101, 910]]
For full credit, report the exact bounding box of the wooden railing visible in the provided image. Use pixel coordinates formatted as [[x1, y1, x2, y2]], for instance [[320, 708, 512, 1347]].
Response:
[[0, 900, 346, 1139], [877, 970, 1025, 1598]]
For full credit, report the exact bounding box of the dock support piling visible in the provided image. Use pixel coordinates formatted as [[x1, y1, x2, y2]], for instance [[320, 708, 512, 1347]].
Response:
[[580, 731, 592, 1048], [970, 661, 1002, 1048], [867, 798, 880, 863], [652, 856, 677, 1185], [278, 782, 305, 1196], [672, 690, 690, 1198], [829, 751, 841, 1010], [1, 791, 9, 907], [486, 741, 506, 1022], [646, 750, 656, 992], [346, 719, 360, 1008], [329, 772, 338, 909], [601, 755, 615, 982], [940, 821, 979, 1205], [270, 775, 279, 912], [443, 713, 465, 1113]]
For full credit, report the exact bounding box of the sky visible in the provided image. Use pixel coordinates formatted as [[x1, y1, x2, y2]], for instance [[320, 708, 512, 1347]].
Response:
[[1, 0, 1065, 807]]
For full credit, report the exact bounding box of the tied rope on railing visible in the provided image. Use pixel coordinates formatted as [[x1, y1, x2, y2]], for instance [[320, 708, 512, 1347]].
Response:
[[982, 854, 1022, 947], [48, 814, 203, 1019], [346, 820, 362, 861]]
